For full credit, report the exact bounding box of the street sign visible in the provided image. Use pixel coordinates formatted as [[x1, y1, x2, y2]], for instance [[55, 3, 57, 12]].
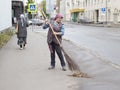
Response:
[[30, 4, 36, 11], [101, 8, 106, 13], [28, 3, 38, 13]]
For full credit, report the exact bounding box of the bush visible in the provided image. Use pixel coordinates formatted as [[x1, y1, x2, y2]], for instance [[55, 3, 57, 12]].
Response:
[[0, 29, 14, 48]]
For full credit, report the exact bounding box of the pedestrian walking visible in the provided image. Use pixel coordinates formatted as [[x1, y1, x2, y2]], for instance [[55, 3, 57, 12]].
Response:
[[16, 14, 28, 50], [43, 13, 66, 71]]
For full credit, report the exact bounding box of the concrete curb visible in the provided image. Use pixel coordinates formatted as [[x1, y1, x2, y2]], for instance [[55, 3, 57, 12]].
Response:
[[64, 21, 120, 28]]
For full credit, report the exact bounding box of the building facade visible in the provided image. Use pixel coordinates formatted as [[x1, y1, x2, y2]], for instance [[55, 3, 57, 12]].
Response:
[[70, 0, 84, 22], [0, 0, 12, 31], [59, 0, 120, 23], [60, 0, 84, 22], [83, 0, 120, 23], [60, 0, 71, 21]]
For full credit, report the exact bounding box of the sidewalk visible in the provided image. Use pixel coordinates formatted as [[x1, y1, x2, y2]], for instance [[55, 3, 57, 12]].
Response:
[[0, 27, 79, 90]]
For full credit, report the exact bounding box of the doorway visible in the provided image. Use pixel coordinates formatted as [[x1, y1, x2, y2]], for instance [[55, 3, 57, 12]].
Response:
[[95, 10, 99, 22]]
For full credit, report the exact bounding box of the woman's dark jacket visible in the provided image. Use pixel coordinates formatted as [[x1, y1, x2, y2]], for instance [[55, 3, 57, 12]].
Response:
[[17, 19, 27, 38], [43, 21, 64, 44]]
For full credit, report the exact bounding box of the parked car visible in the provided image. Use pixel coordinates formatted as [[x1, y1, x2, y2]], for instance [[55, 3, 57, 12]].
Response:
[[27, 20, 32, 25], [78, 18, 94, 24]]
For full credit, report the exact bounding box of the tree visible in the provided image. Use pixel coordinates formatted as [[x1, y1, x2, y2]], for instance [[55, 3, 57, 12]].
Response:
[[25, 0, 35, 19], [40, 0, 50, 18], [40, 0, 46, 14], [25, 0, 34, 12], [28, 0, 34, 3]]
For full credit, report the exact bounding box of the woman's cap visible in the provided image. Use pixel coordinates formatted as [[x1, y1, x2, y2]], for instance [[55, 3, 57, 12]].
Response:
[[54, 13, 63, 20]]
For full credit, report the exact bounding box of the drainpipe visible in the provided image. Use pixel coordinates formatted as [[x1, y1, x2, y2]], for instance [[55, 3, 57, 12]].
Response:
[[56, 0, 61, 13]]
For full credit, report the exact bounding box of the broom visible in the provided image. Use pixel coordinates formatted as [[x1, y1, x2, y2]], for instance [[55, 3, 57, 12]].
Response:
[[41, 11, 80, 72]]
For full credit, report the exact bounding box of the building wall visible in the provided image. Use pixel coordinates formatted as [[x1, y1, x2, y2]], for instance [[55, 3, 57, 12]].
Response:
[[60, 0, 65, 20], [0, 0, 12, 31], [83, 0, 120, 23], [70, 0, 84, 22], [60, 0, 71, 21], [60, 0, 120, 23]]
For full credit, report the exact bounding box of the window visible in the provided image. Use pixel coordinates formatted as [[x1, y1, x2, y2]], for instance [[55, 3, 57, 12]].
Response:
[[94, 0, 96, 5], [108, 0, 110, 3], [101, 0, 103, 3]]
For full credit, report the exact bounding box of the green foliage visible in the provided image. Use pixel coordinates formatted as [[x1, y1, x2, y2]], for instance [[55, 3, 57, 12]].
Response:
[[28, 0, 34, 3], [25, 0, 35, 19], [25, 0, 48, 19], [25, 5, 28, 13], [25, 0, 34, 13], [0, 30, 13, 48], [40, 0, 50, 18], [41, 0, 47, 15]]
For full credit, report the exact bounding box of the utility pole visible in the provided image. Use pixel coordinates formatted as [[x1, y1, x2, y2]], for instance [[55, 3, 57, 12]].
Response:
[[106, 0, 108, 24], [56, 0, 61, 13]]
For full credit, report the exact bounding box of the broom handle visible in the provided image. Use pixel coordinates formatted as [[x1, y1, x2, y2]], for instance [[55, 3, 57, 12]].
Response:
[[41, 11, 62, 47]]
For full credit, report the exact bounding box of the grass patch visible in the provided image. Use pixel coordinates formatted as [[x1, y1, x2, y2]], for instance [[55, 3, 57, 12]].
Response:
[[0, 29, 14, 48]]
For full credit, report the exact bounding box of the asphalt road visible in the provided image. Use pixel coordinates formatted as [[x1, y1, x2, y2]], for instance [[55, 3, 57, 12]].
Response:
[[64, 23, 120, 68]]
